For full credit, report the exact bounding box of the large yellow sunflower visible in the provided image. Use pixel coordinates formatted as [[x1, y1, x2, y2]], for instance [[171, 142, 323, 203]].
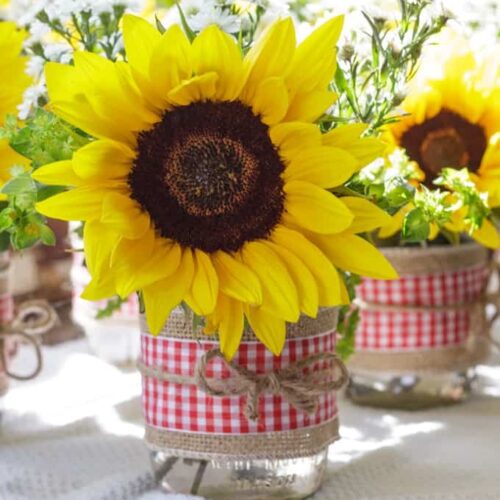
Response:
[[387, 29, 500, 207], [34, 15, 397, 358], [0, 22, 31, 184]]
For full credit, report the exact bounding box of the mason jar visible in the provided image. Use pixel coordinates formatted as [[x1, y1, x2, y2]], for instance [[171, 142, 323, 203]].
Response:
[[141, 308, 347, 499]]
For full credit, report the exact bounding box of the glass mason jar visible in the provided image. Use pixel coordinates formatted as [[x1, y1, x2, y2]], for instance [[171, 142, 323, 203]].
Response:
[[140, 308, 347, 499], [346, 243, 494, 410]]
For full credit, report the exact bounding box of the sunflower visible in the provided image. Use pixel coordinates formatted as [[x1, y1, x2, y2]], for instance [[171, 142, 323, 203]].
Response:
[[34, 15, 397, 358], [386, 29, 500, 207], [0, 22, 31, 185]]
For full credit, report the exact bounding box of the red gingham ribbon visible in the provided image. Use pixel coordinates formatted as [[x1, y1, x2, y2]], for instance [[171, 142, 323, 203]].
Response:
[[355, 264, 490, 352], [141, 330, 338, 435]]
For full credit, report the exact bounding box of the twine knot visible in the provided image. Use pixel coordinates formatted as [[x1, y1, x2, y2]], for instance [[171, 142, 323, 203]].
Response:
[[194, 349, 348, 422], [0, 300, 58, 381]]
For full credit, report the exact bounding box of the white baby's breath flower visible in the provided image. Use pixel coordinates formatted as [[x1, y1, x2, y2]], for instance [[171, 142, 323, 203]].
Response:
[[18, 80, 46, 120], [26, 55, 45, 78]]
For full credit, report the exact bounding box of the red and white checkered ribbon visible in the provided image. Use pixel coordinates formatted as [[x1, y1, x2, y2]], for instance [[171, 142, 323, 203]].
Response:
[[356, 265, 490, 352], [141, 330, 338, 435]]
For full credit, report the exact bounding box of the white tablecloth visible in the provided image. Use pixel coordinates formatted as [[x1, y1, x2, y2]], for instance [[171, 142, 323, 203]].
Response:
[[2, 329, 500, 500]]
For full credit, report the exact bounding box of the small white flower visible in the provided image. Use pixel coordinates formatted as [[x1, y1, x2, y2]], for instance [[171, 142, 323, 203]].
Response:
[[26, 56, 45, 78], [189, 6, 241, 33], [18, 80, 47, 120]]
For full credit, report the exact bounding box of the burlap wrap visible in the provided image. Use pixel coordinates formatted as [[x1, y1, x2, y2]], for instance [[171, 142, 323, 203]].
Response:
[[349, 243, 495, 375], [140, 307, 344, 460]]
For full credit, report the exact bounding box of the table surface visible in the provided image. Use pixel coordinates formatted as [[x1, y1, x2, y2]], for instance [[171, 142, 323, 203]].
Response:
[[1, 325, 500, 500]]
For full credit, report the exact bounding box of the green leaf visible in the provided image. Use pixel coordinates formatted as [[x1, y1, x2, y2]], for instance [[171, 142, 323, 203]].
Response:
[[155, 15, 166, 34], [0, 208, 16, 232], [1, 174, 36, 195], [402, 207, 430, 242], [0, 232, 10, 252], [39, 224, 56, 246]]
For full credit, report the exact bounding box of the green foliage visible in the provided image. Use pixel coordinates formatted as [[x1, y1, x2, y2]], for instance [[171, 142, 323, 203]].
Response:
[[435, 168, 490, 232], [0, 170, 55, 250], [329, 0, 448, 133], [35, 4, 127, 61], [336, 272, 361, 360], [96, 295, 127, 319], [1, 109, 88, 169], [0, 109, 88, 250], [347, 149, 417, 214]]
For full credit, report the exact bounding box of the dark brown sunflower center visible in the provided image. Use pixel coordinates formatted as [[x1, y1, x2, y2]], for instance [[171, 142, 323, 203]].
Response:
[[129, 100, 285, 253], [400, 109, 487, 186]]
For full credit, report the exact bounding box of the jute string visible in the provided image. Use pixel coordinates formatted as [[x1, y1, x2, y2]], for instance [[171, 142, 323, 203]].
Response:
[[0, 300, 58, 381], [351, 255, 500, 373], [139, 348, 348, 422]]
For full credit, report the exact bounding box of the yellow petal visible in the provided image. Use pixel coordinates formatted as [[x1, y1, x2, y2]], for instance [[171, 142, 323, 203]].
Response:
[[214, 294, 244, 361], [167, 73, 218, 106], [284, 146, 357, 188], [341, 197, 392, 233], [112, 235, 182, 297], [186, 250, 219, 315], [142, 248, 195, 334], [337, 270, 350, 305], [212, 251, 262, 305], [471, 219, 500, 249], [287, 16, 344, 93], [101, 192, 150, 239], [322, 123, 385, 169], [81, 274, 117, 301], [284, 180, 353, 234], [245, 306, 286, 356], [378, 203, 413, 239], [73, 52, 156, 135], [32, 160, 83, 186], [271, 225, 341, 306], [46, 62, 137, 146], [192, 25, 245, 101], [250, 76, 289, 125], [241, 18, 295, 102], [122, 14, 160, 76], [242, 241, 299, 322], [269, 122, 322, 153], [149, 24, 192, 101], [266, 241, 318, 318], [313, 233, 398, 280], [36, 186, 105, 221], [83, 219, 121, 277], [72, 140, 134, 180], [285, 90, 336, 122]]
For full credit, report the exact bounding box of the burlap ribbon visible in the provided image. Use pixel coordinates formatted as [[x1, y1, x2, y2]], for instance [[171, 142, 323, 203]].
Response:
[[0, 300, 58, 381], [139, 348, 348, 422]]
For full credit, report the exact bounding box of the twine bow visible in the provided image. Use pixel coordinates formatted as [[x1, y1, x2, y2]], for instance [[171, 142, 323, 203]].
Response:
[[0, 300, 58, 381], [194, 349, 349, 421]]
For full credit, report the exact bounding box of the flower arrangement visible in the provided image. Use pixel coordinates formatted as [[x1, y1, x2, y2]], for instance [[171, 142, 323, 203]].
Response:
[[30, 12, 401, 359], [348, 29, 500, 249]]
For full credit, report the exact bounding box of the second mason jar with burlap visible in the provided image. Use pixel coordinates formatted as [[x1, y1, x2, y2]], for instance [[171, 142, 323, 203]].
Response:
[[347, 243, 499, 410]]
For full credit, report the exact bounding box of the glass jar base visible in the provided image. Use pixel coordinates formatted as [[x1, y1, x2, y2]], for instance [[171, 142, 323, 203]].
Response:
[[151, 450, 327, 499], [346, 369, 476, 410]]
